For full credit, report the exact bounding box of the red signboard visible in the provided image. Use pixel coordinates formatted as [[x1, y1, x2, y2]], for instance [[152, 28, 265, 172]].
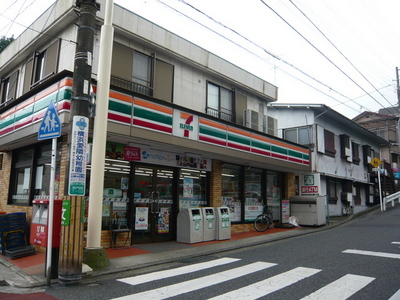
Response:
[[301, 186, 319, 194], [124, 146, 141, 161]]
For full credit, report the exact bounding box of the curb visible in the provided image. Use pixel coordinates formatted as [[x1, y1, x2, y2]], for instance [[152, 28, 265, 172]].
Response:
[[0, 204, 382, 288]]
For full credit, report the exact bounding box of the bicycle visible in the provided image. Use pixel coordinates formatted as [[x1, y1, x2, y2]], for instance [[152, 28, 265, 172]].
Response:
[[254, 206, 273, 232]]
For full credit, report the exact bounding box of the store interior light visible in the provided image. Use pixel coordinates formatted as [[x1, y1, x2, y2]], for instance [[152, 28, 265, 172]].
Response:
[[222, 173, 235, 177]]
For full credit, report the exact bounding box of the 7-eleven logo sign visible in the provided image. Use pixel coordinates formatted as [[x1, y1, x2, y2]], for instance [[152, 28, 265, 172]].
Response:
[[173, 110, 199, 140]]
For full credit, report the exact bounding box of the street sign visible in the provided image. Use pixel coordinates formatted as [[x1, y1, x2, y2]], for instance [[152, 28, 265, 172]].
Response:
[[370, 157, 382, 168], [38, 101, 61, 140], [68, 115, 89, 196]]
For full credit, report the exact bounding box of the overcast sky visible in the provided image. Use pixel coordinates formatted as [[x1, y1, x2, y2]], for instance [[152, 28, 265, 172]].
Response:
[[1, 0, 400, 119]]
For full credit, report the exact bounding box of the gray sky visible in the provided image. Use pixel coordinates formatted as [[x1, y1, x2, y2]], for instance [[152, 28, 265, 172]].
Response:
[[1, 0, 400, 119]]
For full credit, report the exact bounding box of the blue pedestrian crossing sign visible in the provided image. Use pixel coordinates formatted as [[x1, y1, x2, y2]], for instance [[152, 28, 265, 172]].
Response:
[[38, 101, 61, 140]]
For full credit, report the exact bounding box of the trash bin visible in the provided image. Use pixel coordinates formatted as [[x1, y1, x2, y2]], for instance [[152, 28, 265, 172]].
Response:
[[215, 207, 231, 240], [177, 208, 203, 243], [202, 207, 216, 242], [29, 199, 63, 278]]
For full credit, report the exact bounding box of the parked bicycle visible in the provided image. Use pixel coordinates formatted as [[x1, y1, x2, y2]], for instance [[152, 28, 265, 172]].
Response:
[[254, 206, 273, 232]]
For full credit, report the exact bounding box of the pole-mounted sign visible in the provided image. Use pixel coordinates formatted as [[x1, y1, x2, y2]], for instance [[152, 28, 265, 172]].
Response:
[[68, 116, 89, 196]]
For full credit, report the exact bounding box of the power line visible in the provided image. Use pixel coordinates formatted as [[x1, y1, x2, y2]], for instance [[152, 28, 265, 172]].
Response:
[[259, 0, 396, 114], [169, 0, 372, 113], [288, 0, 400, 115]]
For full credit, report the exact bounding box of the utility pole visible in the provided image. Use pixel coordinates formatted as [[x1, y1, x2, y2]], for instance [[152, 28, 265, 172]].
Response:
[[84, 0, 114, 270], [59, 0, 99, 286]]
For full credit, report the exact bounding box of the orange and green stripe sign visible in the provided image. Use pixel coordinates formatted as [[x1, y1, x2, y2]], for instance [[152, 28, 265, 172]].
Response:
[[132, 98, 173, 134], [199, 117, 309, 166], [1, 78, 309, 167]]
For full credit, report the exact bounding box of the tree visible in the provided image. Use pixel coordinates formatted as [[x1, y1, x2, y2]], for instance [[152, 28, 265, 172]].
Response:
[[0, 36, 14, 53]]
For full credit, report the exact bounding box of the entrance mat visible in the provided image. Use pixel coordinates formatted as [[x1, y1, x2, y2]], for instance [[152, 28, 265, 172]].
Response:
[[105, 247, 150, 259]]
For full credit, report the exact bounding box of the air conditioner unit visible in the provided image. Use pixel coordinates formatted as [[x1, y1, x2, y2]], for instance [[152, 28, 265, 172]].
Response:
[[265, 116, 277, 136], [244, 109, 263, 132]]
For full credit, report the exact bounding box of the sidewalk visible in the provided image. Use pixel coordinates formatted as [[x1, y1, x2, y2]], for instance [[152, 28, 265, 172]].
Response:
[[0, 213, 359, 293]]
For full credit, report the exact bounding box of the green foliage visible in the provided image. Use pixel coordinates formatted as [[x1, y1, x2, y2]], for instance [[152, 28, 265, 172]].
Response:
[[0, 35, 15, 53]]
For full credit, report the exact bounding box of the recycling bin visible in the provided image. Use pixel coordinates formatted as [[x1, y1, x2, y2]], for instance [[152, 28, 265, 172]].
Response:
[[215, 207, 231, 240], [177, 208, 203, 243], [202, 207, 216, 242], [30, 199, 63, 278]]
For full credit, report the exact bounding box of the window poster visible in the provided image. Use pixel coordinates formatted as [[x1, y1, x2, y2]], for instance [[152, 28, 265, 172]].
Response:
[[183, 177, 194, 198], [158, 207, 170, 234], [135, 206, 148, 230], [102, 200, 110, 217]]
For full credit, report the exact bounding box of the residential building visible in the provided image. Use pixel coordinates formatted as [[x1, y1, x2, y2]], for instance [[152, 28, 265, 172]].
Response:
[[268, 103, 389, 217], [353, 111, 400, 192], [0, 0, 310, 248]]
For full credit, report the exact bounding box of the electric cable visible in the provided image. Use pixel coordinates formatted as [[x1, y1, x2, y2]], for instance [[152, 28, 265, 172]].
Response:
[[288, 0, 400, 115], [259, 0, 396, 115], [169, 0, 373, 114]]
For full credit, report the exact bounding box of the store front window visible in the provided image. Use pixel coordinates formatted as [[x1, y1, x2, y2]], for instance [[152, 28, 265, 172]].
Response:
[[267, 171, 283, 220], [178, 169, 208, 210], [10, 142, 60, 206], [245, 167, 263, 221], [101, 159, 131, 229], [221, 164, 241, 222]]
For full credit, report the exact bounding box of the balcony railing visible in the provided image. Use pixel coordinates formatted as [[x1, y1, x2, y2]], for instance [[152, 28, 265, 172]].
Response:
[[206, 107, 235, 123], [110, 76, 153, 97]]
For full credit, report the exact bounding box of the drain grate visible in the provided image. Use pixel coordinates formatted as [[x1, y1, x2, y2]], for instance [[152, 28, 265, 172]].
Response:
[[0, 280, 9, 286]]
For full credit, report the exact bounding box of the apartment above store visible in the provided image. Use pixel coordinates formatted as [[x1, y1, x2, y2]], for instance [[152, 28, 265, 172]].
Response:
[[0, 0, 278, 134]]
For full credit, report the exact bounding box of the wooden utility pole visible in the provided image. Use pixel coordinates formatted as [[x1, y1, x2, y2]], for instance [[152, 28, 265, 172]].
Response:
[[59, 0, 99, 286]]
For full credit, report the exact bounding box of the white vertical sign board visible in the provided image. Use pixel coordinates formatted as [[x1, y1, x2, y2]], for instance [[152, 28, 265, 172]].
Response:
[[68, 116, 89, 196]]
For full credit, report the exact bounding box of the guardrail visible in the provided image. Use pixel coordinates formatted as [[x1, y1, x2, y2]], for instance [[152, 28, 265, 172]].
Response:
[[382, 191, 400, 211]]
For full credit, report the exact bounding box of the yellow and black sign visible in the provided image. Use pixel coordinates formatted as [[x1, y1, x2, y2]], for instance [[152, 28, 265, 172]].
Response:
[[370, 157, 382, 168]]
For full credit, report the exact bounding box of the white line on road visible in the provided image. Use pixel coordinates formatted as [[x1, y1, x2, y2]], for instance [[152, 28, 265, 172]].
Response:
[[389, 289, 400, 300], [117, 257, 240, 285], [112, 261, 276, 300], [343, 249, 400, 259], [300, 274, 374, 300], [391, 241, 400, 245], [209, 267, 321, 300]]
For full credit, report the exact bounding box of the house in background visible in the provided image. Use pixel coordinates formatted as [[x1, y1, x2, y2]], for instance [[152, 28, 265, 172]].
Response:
[[353, 111, 400, 192], [0, 0, 311, 249], [268, 103, 389, 217]]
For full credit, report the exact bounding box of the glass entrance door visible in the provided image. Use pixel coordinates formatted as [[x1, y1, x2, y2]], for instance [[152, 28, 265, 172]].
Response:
[[133, 166, 174, 243]]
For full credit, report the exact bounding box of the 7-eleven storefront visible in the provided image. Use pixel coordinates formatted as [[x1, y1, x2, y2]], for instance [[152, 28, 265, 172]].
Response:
[[0, 76, 310, 248]]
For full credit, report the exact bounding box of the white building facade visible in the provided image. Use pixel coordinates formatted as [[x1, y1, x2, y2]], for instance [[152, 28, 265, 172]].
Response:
[[268, 104, 389, 217]]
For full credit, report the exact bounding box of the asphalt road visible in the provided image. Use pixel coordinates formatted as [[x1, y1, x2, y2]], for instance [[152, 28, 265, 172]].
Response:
[[44, 205, 400, 299]]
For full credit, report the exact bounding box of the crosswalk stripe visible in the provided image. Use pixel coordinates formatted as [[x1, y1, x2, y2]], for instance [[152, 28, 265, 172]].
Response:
[[389, 289, 400, 300], [209, 267, 321, 300], [343, 249, 400, 259], [117, 257, 240, 285], [112, 261, 276, 300], [300, 274, 374, 300]]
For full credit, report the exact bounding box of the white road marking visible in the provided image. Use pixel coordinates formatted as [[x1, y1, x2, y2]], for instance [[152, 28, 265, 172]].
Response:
[[112, 261, 276, 300], [343, 249, 400, 259], [117, 257, 240, 285], [209, 267, 321, 300], [389, 289, 400, 300], [300, 274, 374, 300]]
